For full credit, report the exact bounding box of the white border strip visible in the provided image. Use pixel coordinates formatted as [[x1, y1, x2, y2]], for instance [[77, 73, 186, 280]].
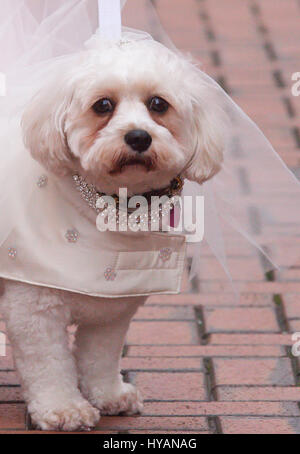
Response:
[[98, 0, 122, 41], [0, 73, 6, 97]]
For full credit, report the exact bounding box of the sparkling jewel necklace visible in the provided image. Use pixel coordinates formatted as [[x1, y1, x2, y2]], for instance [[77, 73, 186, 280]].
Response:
[[72, 174, 183, 227]]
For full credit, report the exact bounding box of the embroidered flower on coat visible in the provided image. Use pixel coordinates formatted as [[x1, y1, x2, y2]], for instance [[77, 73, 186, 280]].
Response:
[[65, 229, 79, 243], [37, 175, 48, 188], [159, 247, 172, 262], [104, 267, 117, 281], [8, 247, 17, 259]]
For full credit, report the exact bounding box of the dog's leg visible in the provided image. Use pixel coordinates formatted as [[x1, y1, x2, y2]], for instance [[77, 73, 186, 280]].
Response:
[[1, 281, 99, 431], [75, 299, 144, 415]]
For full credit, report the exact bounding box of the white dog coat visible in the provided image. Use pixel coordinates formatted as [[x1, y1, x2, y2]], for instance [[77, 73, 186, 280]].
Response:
[[0, 155, 186, 297]]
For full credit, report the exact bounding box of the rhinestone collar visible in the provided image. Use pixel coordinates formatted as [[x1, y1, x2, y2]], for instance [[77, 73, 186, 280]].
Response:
[[72, 174, 183, 214]]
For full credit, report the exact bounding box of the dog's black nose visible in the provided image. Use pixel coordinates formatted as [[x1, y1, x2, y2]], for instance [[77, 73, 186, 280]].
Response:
[[124, 129, 152, 153]]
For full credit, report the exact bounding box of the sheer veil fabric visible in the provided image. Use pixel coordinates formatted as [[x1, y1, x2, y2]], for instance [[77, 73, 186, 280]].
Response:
[[0, 0, 300, 297]]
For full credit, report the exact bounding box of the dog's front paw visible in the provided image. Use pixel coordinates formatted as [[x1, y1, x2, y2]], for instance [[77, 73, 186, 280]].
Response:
[[100, 382, 143, 416], [88, 382, 143, 416], [29, 398, 100, 431]]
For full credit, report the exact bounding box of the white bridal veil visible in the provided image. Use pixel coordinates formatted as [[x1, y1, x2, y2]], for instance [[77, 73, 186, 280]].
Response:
[[1, 0, 300, 296]]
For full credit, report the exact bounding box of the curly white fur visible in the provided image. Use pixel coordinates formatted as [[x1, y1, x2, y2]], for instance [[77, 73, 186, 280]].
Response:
[[0, 39, 226, 431]]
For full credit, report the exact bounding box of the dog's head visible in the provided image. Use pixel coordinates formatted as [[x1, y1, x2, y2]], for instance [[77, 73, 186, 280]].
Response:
[[22, 40, 227, 195]]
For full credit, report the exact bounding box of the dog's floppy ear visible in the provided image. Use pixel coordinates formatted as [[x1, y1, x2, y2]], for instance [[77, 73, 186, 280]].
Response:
[[183, 76, 227, 185], [22, 78, 74, 175]]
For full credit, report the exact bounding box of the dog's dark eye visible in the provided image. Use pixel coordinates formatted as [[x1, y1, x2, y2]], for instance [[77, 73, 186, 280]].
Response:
[[92, 98, 115, 115], [148, 96, 169, 114]]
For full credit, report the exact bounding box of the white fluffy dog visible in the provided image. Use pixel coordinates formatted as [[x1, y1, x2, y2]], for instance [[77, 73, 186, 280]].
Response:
[[0, 39, 225, 431]]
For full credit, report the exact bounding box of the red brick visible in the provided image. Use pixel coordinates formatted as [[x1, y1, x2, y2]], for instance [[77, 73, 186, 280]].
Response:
[[127, 345, 283, 357], [277, 150, 300, 168], [144, 401, 299, 417], [147, 293, 273, 306], [280, 269, 300, 281], [156, 0, 205, 51], [0, 320, 6, 332], [98, 416, 208, 431], [205, 307, 278, 332], [135, 372, 206, 401], [232, 95, 288, 124], [127, 321, 198, 345], [210, 333, 293, 345], [224, 67, 274, 89], [220, 417, 300, 434], [0, 345, 14, 369], [195, 257, 264, 281], [288, 320, 300, 332], [217, 386, 300, 402], [260, 0, 300, 31], [261, 127, 297, 148], [121, 357, 202, 371], [134, 305, 195, 321], [284, 294, 300, 319], [214, 358, 294, 386], [220, 46, 268, 69], [0, 387, 23, 402], [244, 282, 300, 293], [0, 371, 19, 386], [0, 404, 26, 429]]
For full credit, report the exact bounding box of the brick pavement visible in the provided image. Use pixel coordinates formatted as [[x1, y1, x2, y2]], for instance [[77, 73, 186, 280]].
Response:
[[1, 0, 300, 434]]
